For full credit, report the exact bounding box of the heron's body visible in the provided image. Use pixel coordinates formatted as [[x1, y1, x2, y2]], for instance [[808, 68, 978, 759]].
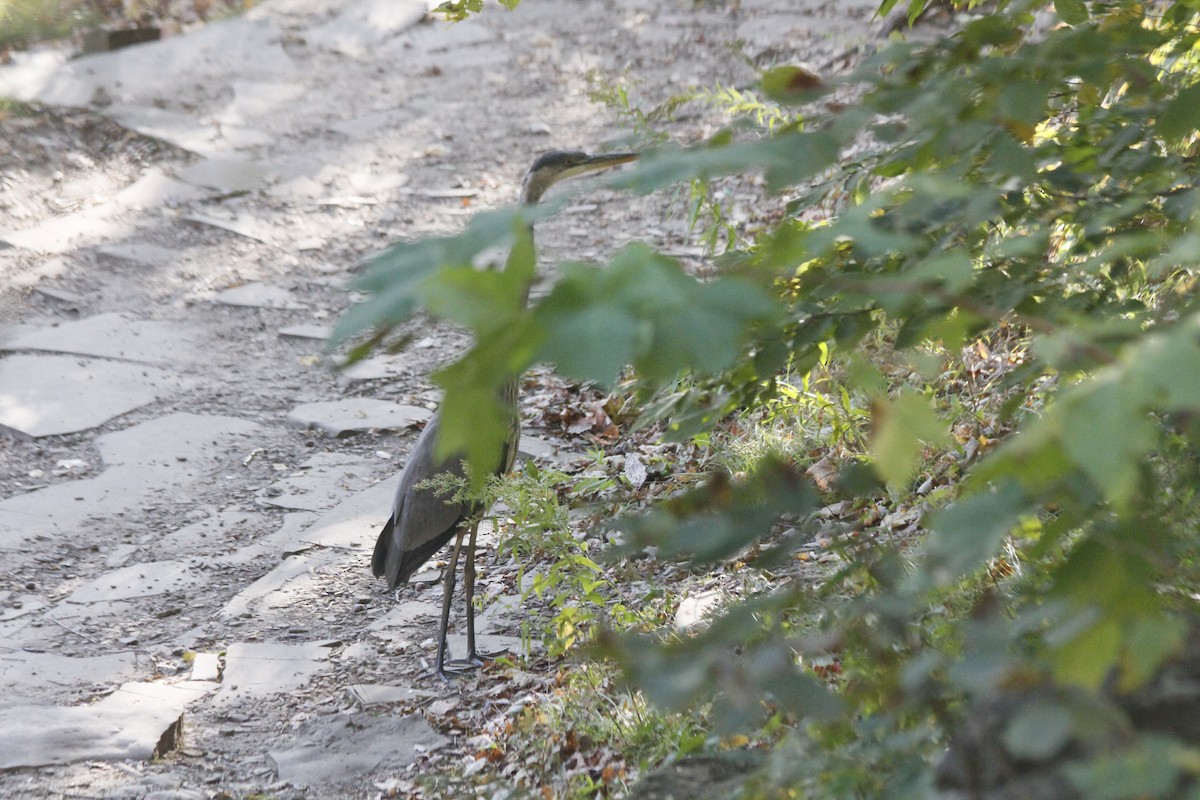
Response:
[[371, 150, 636, 678], [371, 380, 519, 588]]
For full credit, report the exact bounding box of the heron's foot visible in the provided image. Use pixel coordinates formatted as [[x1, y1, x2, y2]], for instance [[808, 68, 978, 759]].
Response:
[[469, 647, 509, 663], [438, 658, 483, 678]]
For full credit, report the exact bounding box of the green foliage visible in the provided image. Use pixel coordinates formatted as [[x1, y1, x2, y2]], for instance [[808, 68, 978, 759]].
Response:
[[338, 0, 1200, 793], [489, 465, 655, 658], [431, 0, 519, 22], [0, 0, 97, 48]]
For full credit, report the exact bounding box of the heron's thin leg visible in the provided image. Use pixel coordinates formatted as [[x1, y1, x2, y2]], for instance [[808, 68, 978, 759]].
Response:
[[462, 519, 507, 664], [445, 519, 508, 671], [435, 528, 466, 680], [464, 519, 481, 659]]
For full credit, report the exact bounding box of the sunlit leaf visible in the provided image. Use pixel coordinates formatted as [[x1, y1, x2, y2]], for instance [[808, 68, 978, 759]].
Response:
[[922, 481, 1028, 585], [870, 390, 950, 488], [761, 65, 825, 106], [1064, 735, 1183, 800]]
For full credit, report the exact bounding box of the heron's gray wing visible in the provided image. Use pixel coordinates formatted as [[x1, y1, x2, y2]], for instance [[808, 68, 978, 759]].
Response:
[[372, 414, 475, 588]]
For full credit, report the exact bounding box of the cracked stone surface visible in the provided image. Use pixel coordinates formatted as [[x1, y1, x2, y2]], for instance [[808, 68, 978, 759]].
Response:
[[0, 681, 215, 769], [214, 641, 330, 707], [268, 712, 447, 788], [212, 281, 306, 308], [2, 312, 201, 365], [0, 354, 188, 437], [0, 413, 261, 550], [286, 398, 431, 436], [0, 0, 880, 793]]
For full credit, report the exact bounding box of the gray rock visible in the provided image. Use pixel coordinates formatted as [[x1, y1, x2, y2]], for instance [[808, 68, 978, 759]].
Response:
[[177, 157, 271, 194], [2, 312, 200, 366], [213, 282, 306, 309], [255, 452, 374, 512], [63, 560, 199, 604], [278, 323, 333, 341], [213, 641, 330, 707], [0, 681, 214, 769], [346, 684, 439, 706], [0, 651, 139, 699], [0, 354, 188, 437], [285, 398, 431, 436], [268, 713, 447, 787], [0, 413, 261, 551]]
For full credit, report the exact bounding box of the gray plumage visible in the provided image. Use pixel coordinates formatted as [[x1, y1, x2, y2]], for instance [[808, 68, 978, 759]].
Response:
[[371, 383, 519, 589]]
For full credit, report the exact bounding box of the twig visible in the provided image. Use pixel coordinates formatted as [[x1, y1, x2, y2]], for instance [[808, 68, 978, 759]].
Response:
[[49, 616, 100, 644]]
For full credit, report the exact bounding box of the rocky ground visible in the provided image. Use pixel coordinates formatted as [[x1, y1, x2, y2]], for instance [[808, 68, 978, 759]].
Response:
[[0, 1, 882, 797]]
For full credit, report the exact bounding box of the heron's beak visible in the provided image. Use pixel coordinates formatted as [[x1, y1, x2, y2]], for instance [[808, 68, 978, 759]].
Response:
[[556, 152, 639, 184]]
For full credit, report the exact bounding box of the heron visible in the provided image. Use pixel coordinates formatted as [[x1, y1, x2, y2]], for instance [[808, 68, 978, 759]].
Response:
[[371, 150, 638, 678]]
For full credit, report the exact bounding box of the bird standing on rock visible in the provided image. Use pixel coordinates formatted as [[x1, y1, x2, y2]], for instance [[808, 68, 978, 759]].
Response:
[[371, 150, 638, 678]]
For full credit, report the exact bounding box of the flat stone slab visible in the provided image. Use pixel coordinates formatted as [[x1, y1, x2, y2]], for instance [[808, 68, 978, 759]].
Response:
[[208, 510, 318, 566], [268, 713, 447, 788], [309, 0, 427, 58], [0, 354, 187, 437], [177, 156, 271, 194], [279, 323, 332, 341], [213, 282, 306, 309], [190, 652, 221, 682], [299, 475, 394, 549], [336, 354, 408, 382], [185, 210, 277, 244], [214, 641, 329, 707], [0, 413, 261, 551], [346, 684, 439, 707], [256, 452, 376, 512], [219, 549, 339, 620], [29, 12, 295, 109], [97, 242, 178, 268], [0, 651, 139, 699], [0, 170, 202, 253], [0, 680, 215, 769], [2, 312, 200, 366], [63, 560, 200, 604], [220, 480, 391, 621], [286, 398, 430, 436], [1, 209, 130, 253]]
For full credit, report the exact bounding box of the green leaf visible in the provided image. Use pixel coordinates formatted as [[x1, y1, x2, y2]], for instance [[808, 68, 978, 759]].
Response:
[[534, 244, 778, 387], [1064, 735, 1183, 800], [1120, 616, 1187, 692], [1060, 379, 1155, 510], [761, 65, 824, 106], [1054, 0, 1088, 26], [922, 481, 1028, 585], [330, 205, 551, 350], [1128, 318, 1200, 412], [1003, 703, 1074, 762], [1158, 83, 1200, 141], [1053, 617, 1122, 689], [869, 390, 949, 488]]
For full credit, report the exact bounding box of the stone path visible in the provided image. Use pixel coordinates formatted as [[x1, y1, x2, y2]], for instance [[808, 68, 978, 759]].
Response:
[[0, 0, 880, 796]]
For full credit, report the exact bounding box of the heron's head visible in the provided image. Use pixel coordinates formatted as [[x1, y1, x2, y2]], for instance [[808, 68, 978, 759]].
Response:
[[520, 150, 638, 205]]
